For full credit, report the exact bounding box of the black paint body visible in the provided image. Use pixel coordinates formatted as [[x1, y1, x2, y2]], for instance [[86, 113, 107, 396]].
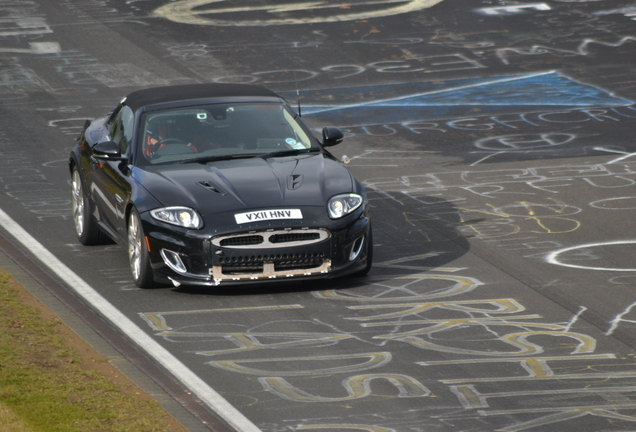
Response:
[[69, 83, 371, 287]]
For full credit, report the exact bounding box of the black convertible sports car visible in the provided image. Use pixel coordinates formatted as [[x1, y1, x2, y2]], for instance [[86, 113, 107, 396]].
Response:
[[69, 83, 372, 288]]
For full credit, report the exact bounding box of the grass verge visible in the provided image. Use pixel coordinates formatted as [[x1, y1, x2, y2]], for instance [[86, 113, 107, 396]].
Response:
[[0, 270, 188, 432]]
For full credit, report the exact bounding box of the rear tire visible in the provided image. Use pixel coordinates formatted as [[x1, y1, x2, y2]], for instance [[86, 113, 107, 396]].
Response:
[[71, 167, 107, 245], [128, 208, 156, 288]]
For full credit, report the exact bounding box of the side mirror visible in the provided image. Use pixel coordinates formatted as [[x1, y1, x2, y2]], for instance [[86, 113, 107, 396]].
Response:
[[92, 141, 125, 160], [322, 127, 344, 147]]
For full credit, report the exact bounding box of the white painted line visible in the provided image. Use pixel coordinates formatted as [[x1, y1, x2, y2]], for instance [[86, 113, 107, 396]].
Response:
[[0, 208, 261, 432], [304, 71, 559, 116], [592, 147, 636, 164], [606, 301, 636, 336], [545, 240, 636, 272], [153, 0, 445, 26], [477, 3, 551, 16]]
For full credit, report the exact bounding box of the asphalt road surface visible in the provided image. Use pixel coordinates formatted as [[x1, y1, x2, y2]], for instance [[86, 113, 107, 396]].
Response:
[[2, 1, 636, 431]]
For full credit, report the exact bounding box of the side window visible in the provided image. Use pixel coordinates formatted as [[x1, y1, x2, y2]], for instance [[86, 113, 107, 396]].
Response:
[[109, 106, 135, 154]]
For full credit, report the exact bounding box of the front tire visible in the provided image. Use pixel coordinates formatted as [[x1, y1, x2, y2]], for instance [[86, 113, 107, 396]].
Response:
[[128, 208, 155, 288], [71, 167, 106, 245]]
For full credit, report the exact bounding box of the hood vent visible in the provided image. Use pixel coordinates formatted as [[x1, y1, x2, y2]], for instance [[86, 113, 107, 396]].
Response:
[[287, 174, 304, 190], [198, 180, 225, 195]]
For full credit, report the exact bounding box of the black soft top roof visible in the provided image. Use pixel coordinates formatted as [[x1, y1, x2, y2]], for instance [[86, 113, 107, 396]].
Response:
[[124, 83, 281, 111]]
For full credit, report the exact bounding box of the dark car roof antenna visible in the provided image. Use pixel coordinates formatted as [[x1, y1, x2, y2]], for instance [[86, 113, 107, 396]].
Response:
[[296, 89, 302, 117], [293, 70, 302, 117]]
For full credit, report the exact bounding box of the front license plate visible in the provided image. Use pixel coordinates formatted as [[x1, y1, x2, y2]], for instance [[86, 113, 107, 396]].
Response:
[[235, 209, 303, 224]]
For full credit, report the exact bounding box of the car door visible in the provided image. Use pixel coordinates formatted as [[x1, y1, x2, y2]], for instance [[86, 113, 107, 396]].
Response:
[[90, 105, 134, 240]]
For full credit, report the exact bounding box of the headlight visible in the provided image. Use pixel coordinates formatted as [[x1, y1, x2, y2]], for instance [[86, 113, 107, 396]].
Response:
[[328, 194, 363, 219], [150, 207, 203, 229]]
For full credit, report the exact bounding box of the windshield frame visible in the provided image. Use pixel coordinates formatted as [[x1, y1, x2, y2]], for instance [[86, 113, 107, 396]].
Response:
[[135, 101, 321, 167]]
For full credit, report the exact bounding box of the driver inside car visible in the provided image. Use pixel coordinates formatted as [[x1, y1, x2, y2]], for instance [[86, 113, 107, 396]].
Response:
[[144, 118, 199, 156]]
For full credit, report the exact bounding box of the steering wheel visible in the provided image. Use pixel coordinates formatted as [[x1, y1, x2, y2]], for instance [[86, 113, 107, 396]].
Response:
[[155, 138, 186, 146]]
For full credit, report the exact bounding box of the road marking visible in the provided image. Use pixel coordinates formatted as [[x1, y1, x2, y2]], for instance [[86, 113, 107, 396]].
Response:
[[0, 208, 261, 432], [0, 42, 60, 54], [477, 3, 551, 15], [152, 0, 445, 26], [545, 240, 636, 272]]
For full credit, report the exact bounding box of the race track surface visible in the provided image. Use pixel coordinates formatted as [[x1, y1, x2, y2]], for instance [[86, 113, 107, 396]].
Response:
[[2, 1, 636, 431]]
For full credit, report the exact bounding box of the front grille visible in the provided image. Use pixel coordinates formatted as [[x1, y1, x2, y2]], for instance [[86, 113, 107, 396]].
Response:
[[212, 228, 329, 249], [270, 232, 320, 243], [210, 229, 332, 282], [211, 259, 332, 281], [276, 258, 324, 271], [219, 235, 263, 247], [222, 263, 263, 273], [218, 252, 325, 265], [222, 258, 324, 275]]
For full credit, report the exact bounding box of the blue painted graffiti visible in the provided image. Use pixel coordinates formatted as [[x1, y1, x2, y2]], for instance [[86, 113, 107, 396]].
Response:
[[282, 71, 633, 126]]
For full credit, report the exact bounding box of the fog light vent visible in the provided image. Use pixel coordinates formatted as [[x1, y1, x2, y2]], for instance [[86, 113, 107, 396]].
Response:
[[349, 236, 365, 261], [161, 249, 187, 274]]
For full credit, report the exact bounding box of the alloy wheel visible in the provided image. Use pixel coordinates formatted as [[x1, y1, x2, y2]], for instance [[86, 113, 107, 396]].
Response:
[[128, 212, 143, 281], [71, 169, 85, 237]]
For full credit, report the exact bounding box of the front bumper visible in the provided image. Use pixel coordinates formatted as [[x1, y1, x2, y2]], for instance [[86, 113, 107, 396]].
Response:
[[142, 209, 370, 287]]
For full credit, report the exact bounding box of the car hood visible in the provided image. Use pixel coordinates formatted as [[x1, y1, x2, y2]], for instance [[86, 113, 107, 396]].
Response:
[[134, 153, 355, 214]]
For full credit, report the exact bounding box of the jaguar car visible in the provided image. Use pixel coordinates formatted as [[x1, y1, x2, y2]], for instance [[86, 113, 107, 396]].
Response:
[[69, 83, 372, 288]]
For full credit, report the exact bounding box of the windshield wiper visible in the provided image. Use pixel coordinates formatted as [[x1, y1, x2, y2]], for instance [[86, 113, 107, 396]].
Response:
[[181, 153, 259, 164], [258, 148, 320, 159], [179, 148, 320, 164]]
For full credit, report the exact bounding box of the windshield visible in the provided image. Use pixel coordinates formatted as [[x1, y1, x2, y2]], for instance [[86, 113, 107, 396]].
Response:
[[138, 103, 316, 165]]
